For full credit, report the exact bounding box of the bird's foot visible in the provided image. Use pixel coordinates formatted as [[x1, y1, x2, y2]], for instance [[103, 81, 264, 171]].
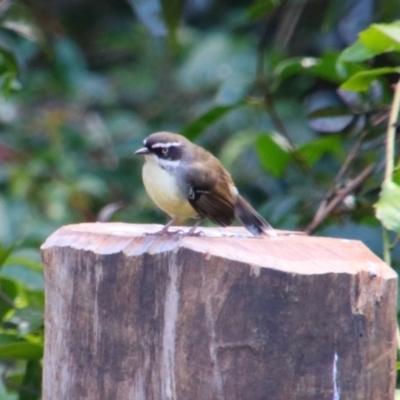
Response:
[[145, 227, 186, 236], [186, 226, 205, 236]]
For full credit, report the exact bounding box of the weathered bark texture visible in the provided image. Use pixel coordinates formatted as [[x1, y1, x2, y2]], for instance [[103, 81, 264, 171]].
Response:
[[41, 223, 397, 400]]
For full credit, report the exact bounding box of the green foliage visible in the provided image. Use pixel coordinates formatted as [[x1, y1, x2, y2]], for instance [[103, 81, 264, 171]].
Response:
[[375, 181, 400, 234], [339, 22, 400, 91], [341, 67, 400, 91], [298, 136, 344, 167], [182, 102, 245, 140], [256, 133, 290, 177], [0, 0, 398, 396], [248, 0, 282, 20], [0, 243, 43, 398]]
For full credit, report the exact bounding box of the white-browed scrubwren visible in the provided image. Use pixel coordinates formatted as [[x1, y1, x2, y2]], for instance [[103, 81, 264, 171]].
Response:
[[135, 132, 276, 236]]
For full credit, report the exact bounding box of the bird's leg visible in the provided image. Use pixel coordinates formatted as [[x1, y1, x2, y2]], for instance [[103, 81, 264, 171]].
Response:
[[187, 218, 204, 236], [153, 217, 180, 235], [151, 217, 203, 236]]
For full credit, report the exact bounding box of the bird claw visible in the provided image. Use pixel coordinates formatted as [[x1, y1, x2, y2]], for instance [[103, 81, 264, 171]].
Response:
[[145, 228, 185, 236], [187, 229, 205, 236]]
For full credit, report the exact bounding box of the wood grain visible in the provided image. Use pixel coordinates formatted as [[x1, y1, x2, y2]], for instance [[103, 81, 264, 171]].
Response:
[[41, 223, 398, 400]]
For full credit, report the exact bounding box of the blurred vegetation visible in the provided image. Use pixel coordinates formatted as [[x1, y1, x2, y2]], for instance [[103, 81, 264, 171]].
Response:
[[0, 0, 398, 397]]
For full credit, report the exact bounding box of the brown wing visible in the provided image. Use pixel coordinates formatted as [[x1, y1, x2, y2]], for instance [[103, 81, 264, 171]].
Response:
[[185, 165, 235, 227]]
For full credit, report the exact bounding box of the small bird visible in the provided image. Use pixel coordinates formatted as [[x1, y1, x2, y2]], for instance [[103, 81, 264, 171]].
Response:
[[135, 132, 276, 237]]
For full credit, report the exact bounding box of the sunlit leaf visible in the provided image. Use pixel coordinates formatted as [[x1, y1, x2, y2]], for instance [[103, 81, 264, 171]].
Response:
[[0, 342, 43, 360], [256, 133, 291, 177], [359, 22, 400, 54], [3, 20, 41, 42], [393, 164, 400, 185], [1, 2, 42, 43], [341, 67, 400, 91], [338, 40, 378, 63], [374, 180, 400, 234]]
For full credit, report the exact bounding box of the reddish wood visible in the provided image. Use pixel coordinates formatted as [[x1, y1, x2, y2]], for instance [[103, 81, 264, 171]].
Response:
[[41, 223, 398, 400]]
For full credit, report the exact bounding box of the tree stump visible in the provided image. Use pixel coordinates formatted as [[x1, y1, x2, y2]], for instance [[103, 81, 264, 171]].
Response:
[[41, 223, 397, 400]]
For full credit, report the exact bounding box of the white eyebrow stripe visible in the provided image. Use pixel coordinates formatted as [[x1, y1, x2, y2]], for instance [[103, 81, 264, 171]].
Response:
[[151, 142, 182, 148]]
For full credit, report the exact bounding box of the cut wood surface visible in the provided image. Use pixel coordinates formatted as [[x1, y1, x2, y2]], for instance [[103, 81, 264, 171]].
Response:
[[41, 223, 398, 400]]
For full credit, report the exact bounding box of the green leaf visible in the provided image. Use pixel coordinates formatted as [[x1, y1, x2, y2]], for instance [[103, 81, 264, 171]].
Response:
[[160, 0, 183, 48], [0, 334, 19, 346], [359, 22, 400, 54], [219, 130, 259, 169], [299, 136, 344, 167], [0, 47, 19, 94], [0, 243, 17, 269], [23, 290, 44, 310], [256, 133, 291, 177], [4, 256, 43, 272], [274, 54, 340, 85], [381, 1, 400, 22], [8, 307, 44, 337], [0, 363, 19, 399], [0, 277, 18, 320], [338, 40, 378, 63], [19, 360, 42, 400], [393, 163, 400, 185], [248, 0, 282, 20], [374, 181, 400, 233], [308, 52, 345, 83], [273, 52, 364, 89], [273, 57, 317, 80], [0, 342, 43, 360], [341, 67, 400, 92], [53, 37, 88, 90], [339, 22, 400, 65], [181, 102, 245, 140]]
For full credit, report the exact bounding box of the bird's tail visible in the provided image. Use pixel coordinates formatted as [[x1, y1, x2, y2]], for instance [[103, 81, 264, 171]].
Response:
[[235, 195, 276, 237]]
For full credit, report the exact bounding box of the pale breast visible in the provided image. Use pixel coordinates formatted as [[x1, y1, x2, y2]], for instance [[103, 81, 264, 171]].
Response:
[[142, 159, 197, 218]]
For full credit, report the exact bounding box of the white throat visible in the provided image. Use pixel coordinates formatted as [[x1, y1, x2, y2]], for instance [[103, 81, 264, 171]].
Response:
[[145, 154, 181, 171], [141, 154, 196, 219]]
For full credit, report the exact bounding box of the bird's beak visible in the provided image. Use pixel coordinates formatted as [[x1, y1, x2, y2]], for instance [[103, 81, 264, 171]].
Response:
[[135, 147, 150, 155]]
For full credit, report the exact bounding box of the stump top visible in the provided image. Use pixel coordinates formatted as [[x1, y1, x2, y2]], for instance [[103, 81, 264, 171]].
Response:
[[41, 223, 396, 278]]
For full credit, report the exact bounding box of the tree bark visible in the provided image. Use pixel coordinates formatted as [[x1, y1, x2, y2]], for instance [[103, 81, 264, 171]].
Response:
[[41, 223, 397, 400]]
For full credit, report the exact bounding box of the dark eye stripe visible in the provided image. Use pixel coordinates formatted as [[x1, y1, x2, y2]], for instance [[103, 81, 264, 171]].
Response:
[[151, 145, 182, 160]]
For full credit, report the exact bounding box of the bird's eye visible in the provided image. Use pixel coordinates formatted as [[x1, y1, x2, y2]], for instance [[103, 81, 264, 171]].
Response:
[[161, 148, 168, 155]]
